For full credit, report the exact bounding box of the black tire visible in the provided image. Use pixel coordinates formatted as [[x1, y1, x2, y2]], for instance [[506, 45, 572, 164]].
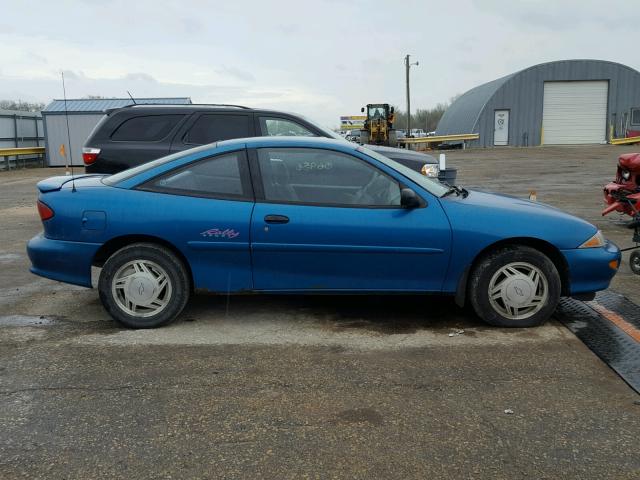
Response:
[[630, 250, 640, 275], [469, 246, 561, 328], [388, 130, 398, 147], [98, 243, 190, 328]]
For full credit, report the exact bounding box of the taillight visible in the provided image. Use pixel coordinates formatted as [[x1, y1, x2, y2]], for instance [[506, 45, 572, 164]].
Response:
[[82, 147, 101, 165], [37, 200, 54, 221]]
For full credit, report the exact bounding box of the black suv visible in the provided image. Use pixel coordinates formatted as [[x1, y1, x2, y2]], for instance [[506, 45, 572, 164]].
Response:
[[83, 104, 453, 181]]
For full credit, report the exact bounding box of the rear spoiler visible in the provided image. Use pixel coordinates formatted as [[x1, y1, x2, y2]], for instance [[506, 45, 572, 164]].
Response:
[[37, 174, 105, 193]]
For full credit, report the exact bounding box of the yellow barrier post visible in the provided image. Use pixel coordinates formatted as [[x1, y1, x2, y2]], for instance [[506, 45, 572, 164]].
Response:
[[610, 136, 640, 145], [0, 147, 46, 171], [396, 133, 479, 150]]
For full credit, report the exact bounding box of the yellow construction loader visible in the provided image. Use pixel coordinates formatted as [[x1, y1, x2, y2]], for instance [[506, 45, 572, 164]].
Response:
[[360, 104, 397, 146]]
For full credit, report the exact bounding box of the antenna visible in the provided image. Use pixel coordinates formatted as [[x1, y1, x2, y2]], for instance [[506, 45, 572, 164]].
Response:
[[127, 91, 137, 105], [61, 71, 76, 192]]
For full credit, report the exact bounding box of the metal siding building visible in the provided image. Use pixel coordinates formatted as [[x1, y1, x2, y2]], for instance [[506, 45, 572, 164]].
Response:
[[436, 60, 640, 147], [42, 97, 191, 166], [0, 109, 43, 149]]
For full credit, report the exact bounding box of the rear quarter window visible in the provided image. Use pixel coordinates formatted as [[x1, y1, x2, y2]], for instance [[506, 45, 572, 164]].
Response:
[[185, 114, 251, 145], [139, 150, 250, 200], [111, 115, 185, 142]]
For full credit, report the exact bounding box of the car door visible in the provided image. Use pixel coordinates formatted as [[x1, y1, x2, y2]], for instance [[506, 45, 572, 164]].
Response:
[[169, 112, 255, 153], [249, 146, 452, 292], [137, 149, 255, 292]]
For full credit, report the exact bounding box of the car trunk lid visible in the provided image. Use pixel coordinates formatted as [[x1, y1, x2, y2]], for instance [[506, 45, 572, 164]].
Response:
[[37, 174, 108, 193]]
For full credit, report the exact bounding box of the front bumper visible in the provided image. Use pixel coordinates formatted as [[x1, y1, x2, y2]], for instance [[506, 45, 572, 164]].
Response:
[[26, 233, 101, 288], [561, 240, 621, 295]]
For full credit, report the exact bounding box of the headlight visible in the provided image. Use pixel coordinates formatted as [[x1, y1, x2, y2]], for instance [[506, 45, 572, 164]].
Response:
[[578, 230, 606, 248], [621, 169, 631, 180], [421, 164, 440, 178]]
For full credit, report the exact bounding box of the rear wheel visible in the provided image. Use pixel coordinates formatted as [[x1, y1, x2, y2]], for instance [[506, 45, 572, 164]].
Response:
[[98, 243, 190, 328], [469, 246, 560, 327]]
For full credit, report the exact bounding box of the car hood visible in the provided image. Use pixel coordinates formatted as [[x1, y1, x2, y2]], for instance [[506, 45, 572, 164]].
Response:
[[440, 189, 597, 250]]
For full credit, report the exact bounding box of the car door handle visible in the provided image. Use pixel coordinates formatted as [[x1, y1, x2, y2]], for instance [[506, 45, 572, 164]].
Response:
[[264, 214, 289, 224]]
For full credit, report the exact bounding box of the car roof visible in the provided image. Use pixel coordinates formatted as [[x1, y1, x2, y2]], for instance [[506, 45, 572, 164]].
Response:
[[219, 135, 359, 150]]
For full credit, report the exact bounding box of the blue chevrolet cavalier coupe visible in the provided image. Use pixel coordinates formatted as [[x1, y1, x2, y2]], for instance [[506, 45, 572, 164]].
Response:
[[27, 137, 620, 328]]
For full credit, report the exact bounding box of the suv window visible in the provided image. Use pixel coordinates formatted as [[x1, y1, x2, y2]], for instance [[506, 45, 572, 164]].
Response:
[[257, 148, 401, 207], [185, 114, 251, 145], [142, 151, 249, 199], [259, 117, 315, 137], [111, 115, 184, 142]]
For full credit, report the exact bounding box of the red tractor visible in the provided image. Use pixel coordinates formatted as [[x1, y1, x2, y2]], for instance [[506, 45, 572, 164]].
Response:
[[603, 152, 640, 274]]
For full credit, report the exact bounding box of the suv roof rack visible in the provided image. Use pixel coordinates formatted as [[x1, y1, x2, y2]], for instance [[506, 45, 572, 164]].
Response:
[[105, 103, 252, 115], [190, 103, 251, 109]]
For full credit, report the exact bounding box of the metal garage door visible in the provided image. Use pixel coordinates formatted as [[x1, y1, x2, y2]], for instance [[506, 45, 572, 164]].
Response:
[[542, 81, 608, 145]]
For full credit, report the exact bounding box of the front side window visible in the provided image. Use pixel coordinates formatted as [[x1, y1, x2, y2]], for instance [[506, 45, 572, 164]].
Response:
[[632, 108, 640, 126], [257, 148, 401, 207], [259, 117, 315, 137], [357, 146, 449, 197], [141, 151, 248, 199], [111, 115, 184, 142], [185, 114, 250, 145]]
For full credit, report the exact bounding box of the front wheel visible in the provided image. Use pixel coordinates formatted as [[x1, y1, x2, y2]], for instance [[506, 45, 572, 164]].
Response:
[[469, 246, 561, 327], [98, 243, 190, 328]]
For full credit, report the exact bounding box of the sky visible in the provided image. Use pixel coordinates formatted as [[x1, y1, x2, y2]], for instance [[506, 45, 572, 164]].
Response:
[[0, 0, 638, 128]]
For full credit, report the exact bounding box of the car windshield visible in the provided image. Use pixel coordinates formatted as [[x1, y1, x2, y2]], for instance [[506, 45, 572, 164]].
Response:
[[356, 145, 450, 197], [368, 106, 386, 118], [102, 143, 216, 186]]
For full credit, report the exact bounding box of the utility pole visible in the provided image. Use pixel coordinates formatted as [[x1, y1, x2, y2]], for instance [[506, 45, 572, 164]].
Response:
[[404, 54, 419, 136]]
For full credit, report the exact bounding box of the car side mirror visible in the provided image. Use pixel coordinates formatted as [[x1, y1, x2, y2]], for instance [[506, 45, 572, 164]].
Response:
[[401, 188, 422, 209], [361, 107, 365, 113]]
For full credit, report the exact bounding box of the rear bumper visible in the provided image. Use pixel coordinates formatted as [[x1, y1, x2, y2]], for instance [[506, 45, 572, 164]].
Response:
[[562, 241, 621, 295], [26, 233, 101, 288]]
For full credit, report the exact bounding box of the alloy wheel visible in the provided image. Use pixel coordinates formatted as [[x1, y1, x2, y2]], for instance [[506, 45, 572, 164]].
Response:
[[488, 262, 549, 320], [111, 260, 172, 317]]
